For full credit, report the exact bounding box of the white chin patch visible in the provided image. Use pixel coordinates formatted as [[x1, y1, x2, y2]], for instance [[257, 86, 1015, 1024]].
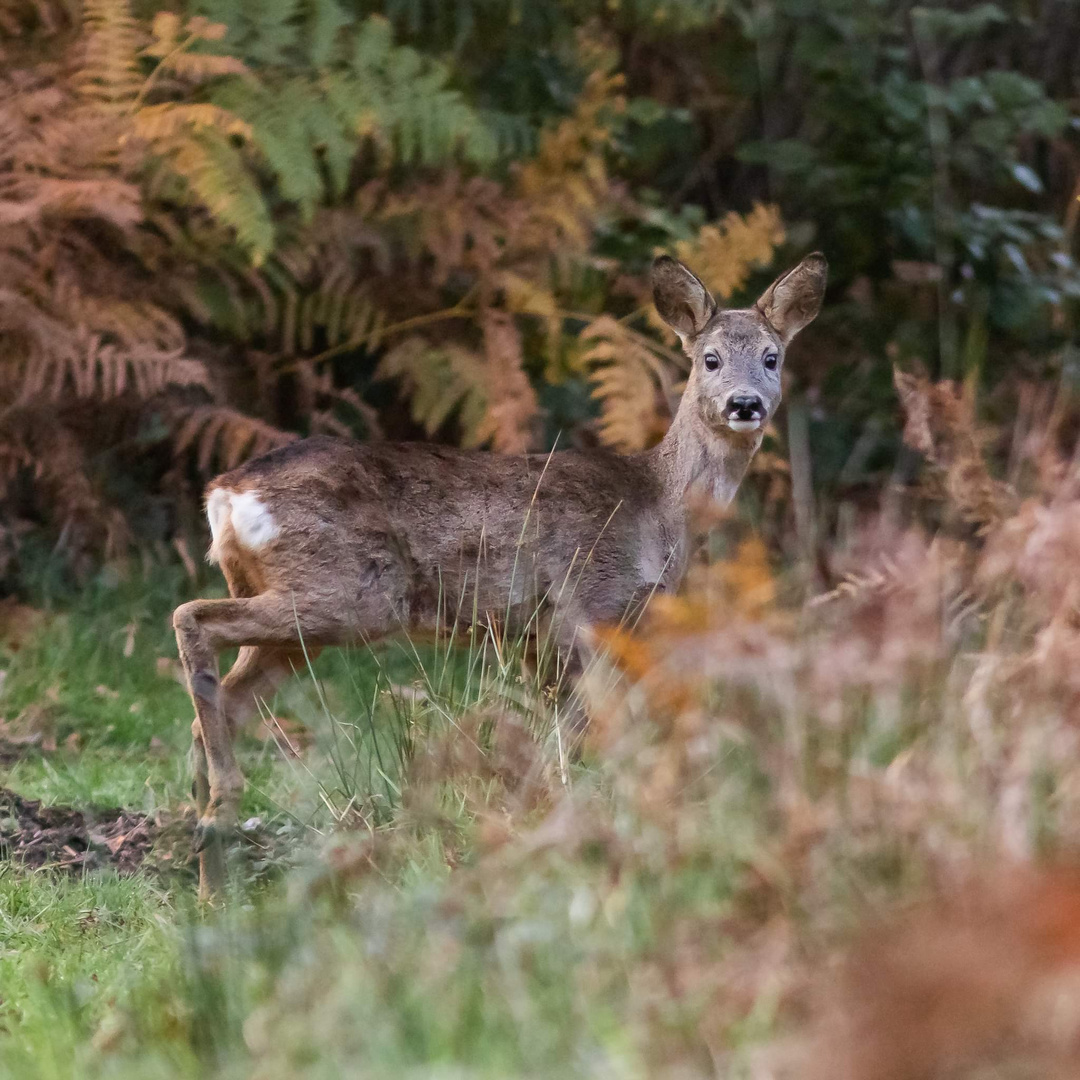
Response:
[[726, 418, 762, 433]]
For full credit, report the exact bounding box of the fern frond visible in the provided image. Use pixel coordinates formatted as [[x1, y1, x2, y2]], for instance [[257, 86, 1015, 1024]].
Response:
[[52, 281, 186, 351], [143, 11, 248, 82], [192, 0, 305, 67], [325, 62, 497, 170], [76, 0, 142, 110], [174, 405, 296, 472], [161, 128, 274, 262], [0, 177, 142, 229], [497, 270, 559, 319], [0, 1, 78, 39], [478, 308, 538, 453], [220, 78, 329, 217], [377, 336, 489, 446], [582, 315, 676, 452], [132, 103, 252, 142], [162, 51, 250, 82], [298, 0, 352, 67], [672, 203, 785, 302], [216, 214, 389, 355], [289, 283, 384, 356], [196, 11, 498, 227], [17, 342, 210, 402], [327, 14, 497, 166], [515, 45, 625, 253]]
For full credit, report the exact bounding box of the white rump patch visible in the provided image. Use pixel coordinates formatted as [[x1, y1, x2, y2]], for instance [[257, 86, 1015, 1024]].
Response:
[[205, 488, 280, 563], [230, 491, 280, 551], [205, 488, 232, 564]]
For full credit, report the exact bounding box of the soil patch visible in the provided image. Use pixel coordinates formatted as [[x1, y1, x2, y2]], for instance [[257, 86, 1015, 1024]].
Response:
[[0, 787, 155, 874]]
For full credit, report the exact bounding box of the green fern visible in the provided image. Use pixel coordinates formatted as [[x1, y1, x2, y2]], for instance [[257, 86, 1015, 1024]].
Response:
[[377, 336, 489, 446], [200, 9, 498, 226], [182, 214, 387, 359], [337, 15, 497, 167], [300, 0, 351, 66], [219, 79, 331, 214], [162, 128, 275, 262], [192, 0, 305, 66]]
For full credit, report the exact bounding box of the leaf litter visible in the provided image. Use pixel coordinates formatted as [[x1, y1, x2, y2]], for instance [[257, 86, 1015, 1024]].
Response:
[[0, 787, 154, 875]]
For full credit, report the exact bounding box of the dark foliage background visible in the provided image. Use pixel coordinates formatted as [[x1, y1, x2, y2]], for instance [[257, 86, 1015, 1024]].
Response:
[[2, 0, 1079, 585]]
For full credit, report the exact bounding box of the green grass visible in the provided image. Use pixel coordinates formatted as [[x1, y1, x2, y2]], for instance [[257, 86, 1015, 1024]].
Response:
[[0, 563, 616, 1078], [0, 869, 178, 1078]]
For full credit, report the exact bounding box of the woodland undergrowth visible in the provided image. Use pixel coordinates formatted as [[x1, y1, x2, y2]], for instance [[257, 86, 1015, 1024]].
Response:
[[0, 0, 782, 581]]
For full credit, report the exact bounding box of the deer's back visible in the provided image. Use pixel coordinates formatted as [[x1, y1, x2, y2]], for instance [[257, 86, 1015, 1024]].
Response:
[[206, 436, 675, 632]]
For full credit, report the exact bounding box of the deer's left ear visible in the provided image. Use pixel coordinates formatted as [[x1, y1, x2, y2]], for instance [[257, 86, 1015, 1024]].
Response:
[[756, 253, 828, 344]]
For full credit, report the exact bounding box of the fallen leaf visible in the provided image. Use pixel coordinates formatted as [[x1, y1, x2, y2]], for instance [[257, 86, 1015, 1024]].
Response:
[[0, 600, 49, 652], [156, 657, 183, 684]]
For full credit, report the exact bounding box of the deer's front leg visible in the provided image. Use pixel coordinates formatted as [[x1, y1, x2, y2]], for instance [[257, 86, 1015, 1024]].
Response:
[[189, 717, 227, 901], [174, 600, 245, 900]]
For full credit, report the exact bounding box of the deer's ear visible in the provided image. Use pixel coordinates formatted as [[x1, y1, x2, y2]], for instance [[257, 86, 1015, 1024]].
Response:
[[756, 253, 828, 344], [651, 256, 717, 344]]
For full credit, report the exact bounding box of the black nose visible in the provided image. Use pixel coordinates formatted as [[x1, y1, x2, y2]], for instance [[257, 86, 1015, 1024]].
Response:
[[727, 395, 764, 420]]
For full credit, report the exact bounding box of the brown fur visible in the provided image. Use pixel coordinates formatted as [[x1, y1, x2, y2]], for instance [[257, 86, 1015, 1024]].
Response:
[[172, 253, 827, 899]]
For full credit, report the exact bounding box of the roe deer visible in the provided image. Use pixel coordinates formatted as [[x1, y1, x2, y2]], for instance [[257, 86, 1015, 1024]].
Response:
[[173, 252, 827, 898]]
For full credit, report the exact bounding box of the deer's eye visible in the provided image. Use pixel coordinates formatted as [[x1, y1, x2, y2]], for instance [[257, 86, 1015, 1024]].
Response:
[[764, 353, 778, 371], [704, 353, 720, 372]]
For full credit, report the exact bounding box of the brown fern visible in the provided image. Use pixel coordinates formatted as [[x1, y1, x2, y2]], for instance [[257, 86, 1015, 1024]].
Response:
[[0, 16, 230, 559], [477, 309, 538, 453], [581, 315, 678, 452], [173, 406, 297, 473], [894, 367, 1014, 529]]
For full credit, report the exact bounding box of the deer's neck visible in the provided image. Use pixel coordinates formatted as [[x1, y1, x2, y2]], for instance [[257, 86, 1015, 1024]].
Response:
[[648, 393, 762, 514]]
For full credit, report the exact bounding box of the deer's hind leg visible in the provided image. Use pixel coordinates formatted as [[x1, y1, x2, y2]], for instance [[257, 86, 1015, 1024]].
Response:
[[221, 645, 317, 732], [174, 592, 347, 900]]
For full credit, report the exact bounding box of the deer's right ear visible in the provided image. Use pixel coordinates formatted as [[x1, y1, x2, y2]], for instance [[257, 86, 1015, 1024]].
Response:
[[651, 256, 717, 344]]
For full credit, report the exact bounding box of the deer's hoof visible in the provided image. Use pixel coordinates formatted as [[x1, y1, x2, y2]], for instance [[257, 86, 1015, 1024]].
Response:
[[193, 816, 229, 853]]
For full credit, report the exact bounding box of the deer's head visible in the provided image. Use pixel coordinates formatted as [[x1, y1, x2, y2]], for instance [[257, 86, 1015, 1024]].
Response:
[[652, 252, 827, 438]]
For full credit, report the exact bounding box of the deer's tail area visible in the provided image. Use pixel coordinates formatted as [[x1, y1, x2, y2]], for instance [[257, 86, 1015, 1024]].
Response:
[[205, 485, 280, 598]]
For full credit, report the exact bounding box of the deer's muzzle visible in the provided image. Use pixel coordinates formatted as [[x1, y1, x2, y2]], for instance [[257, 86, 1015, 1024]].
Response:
[[724, 394, 765, 432]]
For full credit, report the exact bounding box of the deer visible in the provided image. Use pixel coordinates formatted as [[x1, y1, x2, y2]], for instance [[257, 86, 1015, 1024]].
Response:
[[172, 251, 827, 898]]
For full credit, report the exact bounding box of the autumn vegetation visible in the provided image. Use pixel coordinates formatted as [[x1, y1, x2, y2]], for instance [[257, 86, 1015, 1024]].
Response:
[[4, 1, 1080, 1078]]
